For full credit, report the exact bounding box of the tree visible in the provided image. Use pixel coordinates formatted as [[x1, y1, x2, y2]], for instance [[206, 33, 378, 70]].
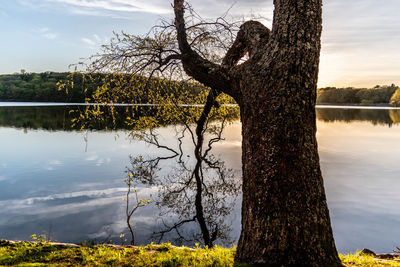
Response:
[[74, 0, 341, 265], [390, 87, 400, 107]]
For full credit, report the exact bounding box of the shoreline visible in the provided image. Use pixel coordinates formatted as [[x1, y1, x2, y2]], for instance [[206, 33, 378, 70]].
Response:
[[1, 239, 399, 266], [1, 101, 400, 110]]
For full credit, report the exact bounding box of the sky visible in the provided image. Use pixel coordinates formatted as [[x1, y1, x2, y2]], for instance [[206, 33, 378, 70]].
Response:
[[0, 0, 399, 88]]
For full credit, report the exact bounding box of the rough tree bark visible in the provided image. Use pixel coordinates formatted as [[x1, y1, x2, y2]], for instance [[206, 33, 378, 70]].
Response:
[[174, 0, 342, 265]]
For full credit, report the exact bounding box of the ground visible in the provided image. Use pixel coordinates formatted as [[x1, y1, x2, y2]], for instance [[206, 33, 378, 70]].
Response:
[[0, 240, 399, 266]]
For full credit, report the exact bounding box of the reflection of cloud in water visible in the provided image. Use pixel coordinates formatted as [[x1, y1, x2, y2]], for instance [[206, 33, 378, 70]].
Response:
[[85, 154, 99, 161], [0, 184, 182, 245], [0, 187, 158, 217], [44, 159, 63, 171], [76, 182, 108, 189], [0, 186, 162, 243], [48, 160, 62, 165]]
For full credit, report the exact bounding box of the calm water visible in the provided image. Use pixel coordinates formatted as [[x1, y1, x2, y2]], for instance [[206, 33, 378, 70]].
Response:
[[1, 103, 400, 253]]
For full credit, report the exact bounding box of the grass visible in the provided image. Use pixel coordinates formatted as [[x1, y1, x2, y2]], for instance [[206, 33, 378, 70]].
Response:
[[0, 240, 234, 266], [340, 253, 400, 267], [1, 240, 399, 266]]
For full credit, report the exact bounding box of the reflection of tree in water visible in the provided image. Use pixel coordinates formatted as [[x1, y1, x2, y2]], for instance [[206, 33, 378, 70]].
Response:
[[0, 106, 134, 131], [317, 108, 400, 127], [0, 106, 76, 131], [4, 106, 400, 131], [389, 110, 400, 124], [129, 144, 239, 247], [127, 97, 240, 248]]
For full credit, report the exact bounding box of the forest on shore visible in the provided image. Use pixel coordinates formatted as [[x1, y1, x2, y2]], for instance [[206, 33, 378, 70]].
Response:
[[0, 71, 205, 104], [317, 85, 400, 106], [1, 71, 400, 106]]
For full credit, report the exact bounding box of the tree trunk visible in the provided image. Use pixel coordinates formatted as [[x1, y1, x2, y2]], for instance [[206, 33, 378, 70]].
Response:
[[235, 81, 341, 266], [233, 1, 341, 264], [173, 0, 342, 265]]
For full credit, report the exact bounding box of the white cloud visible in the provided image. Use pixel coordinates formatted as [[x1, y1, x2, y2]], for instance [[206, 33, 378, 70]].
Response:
[[43, 0, 171, 15], [85, 154, 99, 161], [49, 160, 62, 165], [44, 159, 63, 170], [0, 187, 155, 217], [96, 158, 104, 166], [81, 34, 105, 47], [38, 27, 50, 33], [34, 27, 59, 40], [93, 34, 101, 42], [43, 33, 58, 39], [82, 37, 96, 46]]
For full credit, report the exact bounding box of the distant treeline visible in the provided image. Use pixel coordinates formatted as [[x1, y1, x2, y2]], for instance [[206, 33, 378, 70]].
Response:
[[0, 72, 95, 102], [0, 71, 206, 103], [2, 71, 400, 106], [317, 84, 400, 106]]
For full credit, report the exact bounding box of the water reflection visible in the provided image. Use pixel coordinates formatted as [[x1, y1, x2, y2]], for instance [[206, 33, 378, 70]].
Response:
[[126, 127, 240, 247], [0, 106, 135, 131], [1, 105, 400, 253], [2, 105, 400, 131], [317, 108, 400, 126]]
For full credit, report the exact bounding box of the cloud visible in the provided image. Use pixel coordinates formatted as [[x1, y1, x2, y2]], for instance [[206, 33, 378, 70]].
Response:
[[82, 37, 96, 46], [85, 154, 99, 160], [189, 0, 273, 19], [0, 176, 6, 182], [40, 0, 171, 15], [44, 159, 63, 170], [0, 186, 159, 222], [93, 34, 101, 42], [318, 0, 400, 87], [43, 33, 58, 39], [34, 27, 59, 40], [19, 0, 271, 19], [49, 160, 62, 165], [81, 34, 105, 47]]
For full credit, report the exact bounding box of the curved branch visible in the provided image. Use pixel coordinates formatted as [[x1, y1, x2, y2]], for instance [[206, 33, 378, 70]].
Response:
[[174, 0, 238, 99], [222, 20, 270, 67]]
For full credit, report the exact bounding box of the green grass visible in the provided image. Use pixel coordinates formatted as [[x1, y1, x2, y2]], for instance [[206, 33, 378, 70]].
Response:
[[340, 253, 400, 267], [0, 240, 234, 266], [1, 240, 399, 266]]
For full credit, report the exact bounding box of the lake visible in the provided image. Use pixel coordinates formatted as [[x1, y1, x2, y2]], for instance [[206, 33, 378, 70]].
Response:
[[1, 103, 400, 253]]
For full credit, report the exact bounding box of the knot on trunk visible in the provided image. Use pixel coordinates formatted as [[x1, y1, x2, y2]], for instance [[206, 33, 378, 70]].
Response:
[[222, 20, 270, 67]]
